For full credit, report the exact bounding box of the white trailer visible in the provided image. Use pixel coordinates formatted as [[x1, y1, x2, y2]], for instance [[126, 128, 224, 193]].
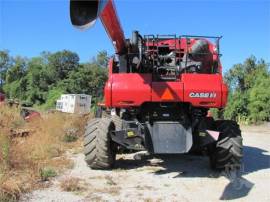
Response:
[[56, 94, 91, 114]]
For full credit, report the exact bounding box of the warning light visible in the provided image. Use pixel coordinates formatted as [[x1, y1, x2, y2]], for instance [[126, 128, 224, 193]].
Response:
[[161, 88, 174, 100]]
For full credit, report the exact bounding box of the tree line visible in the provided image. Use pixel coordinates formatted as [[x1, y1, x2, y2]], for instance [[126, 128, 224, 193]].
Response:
[[0, 50, 269, 123], [212, 56, 270, 124], [0, 50, 109, 109]]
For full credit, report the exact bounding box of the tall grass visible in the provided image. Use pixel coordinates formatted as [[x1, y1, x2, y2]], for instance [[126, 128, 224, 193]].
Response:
[[0, 105, 88, 201]]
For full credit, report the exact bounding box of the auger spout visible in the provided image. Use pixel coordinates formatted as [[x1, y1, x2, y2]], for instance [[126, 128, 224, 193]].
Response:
[[70, 0, 126, 54]]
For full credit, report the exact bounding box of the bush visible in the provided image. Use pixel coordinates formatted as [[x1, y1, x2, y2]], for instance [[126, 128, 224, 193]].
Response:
[[63, 128, 79, 143], [41, 88, 64, 110], [39, 167, 57, 181], [247, 76, 270, 123]]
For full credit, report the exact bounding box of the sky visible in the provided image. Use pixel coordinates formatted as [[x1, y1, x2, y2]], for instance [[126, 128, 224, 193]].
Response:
[[0, 0, 269, 72]]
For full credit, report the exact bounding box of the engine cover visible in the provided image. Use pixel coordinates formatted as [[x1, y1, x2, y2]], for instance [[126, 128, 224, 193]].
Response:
[[147, 122, 192, 154]]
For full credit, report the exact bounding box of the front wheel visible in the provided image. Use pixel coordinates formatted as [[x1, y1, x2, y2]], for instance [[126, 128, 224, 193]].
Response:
[[209, 120, 243, 170]]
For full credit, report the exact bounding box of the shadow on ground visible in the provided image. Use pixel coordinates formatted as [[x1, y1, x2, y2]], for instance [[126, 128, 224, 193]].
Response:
[[114, 146, 270, 200]]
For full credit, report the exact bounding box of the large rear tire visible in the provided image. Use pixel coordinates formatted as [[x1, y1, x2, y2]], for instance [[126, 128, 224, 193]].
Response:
[[84, 118, 116, 169], [209, 120, 243, 170], [111, 115, 122, 131]]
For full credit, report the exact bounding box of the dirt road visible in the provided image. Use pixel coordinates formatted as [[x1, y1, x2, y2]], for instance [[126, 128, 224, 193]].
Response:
[[21, 124, 270, 202]]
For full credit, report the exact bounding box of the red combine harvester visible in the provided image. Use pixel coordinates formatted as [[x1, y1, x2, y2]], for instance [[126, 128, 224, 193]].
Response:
[[70, 0, 243, 170]]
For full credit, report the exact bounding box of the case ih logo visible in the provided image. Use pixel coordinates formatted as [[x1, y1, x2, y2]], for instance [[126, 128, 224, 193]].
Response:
[[189, 92, 217, 98]]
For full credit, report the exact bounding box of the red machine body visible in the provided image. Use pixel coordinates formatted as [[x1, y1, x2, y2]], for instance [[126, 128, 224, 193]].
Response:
[[104, 64, 228, 109], [70, 0, 243, 170], [103, 37, 228, 109], [70, 0, 228, 110]]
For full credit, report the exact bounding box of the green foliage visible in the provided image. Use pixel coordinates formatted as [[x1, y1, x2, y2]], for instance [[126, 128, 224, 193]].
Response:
[[47, 50, 80, 81], [223, 56, 270, 123], [1, 50, 108, 109], [95, 50, 110, 68], [60, 63, 107, 104], [40, 167, 57, 181], [63, 129, 79, 143], [247, 76, 270, 123], [224, 91, 249, 121], [210, 108, 223, 120], [0, 50, 11, 91], [41, 88, 64, 110]]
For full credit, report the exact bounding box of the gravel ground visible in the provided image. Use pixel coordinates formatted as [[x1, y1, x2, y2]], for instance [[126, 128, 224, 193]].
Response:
[[21, 123, 270, 202]]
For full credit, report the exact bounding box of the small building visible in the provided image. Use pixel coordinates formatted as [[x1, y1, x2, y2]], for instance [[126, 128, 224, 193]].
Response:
[[56, 94, 91, 114]]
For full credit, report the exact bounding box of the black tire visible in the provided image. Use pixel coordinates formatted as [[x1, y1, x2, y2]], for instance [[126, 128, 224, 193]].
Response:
[[111, 115, 122, 131], [84, 118, 116, 169], [209, 120, 243, 170]]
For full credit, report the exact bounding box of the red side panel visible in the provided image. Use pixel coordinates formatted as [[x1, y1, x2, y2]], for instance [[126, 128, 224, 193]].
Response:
[[152, 82, 183, 102], [111, 74, 152, 107], [104, 81, 112, 106], [104, 59, 114, 106], [105, 72, 227, 108], [182, 74, 223, 108], [221, 82, 229, 107]]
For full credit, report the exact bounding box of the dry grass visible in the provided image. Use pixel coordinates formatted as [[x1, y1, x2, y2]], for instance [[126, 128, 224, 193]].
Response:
[[0, 105, 89, 201], [60, 177, 87, 192]]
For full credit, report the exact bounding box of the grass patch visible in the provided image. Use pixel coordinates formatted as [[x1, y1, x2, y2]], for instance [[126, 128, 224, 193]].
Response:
[[40, 167, 57, 181], [0, 135, 10, 170], [63, 128, 79, 143], [0, 105, 89, 201], [60, 177, 86, 192], [0, 179, 21, 202]]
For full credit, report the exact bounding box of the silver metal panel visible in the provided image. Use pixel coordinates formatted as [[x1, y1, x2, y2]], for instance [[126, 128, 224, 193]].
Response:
[[151, 122, 192, 154]]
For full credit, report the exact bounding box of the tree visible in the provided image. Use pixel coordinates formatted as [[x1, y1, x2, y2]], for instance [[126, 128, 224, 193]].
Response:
[[92, 51, 110, 68], [42, 87, 65, 110], [5, 56, 27, 83], [0, 50, 11, 90], [2, 50, 108, 108], [47, 50, 79, 81], [224, 91, 249, 121], [3, 57, 28, 100], [223, 56, 270, 123], [247, 74, 270, 123], [58, 63, 107, 101], [24, 57, 50, 104]]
